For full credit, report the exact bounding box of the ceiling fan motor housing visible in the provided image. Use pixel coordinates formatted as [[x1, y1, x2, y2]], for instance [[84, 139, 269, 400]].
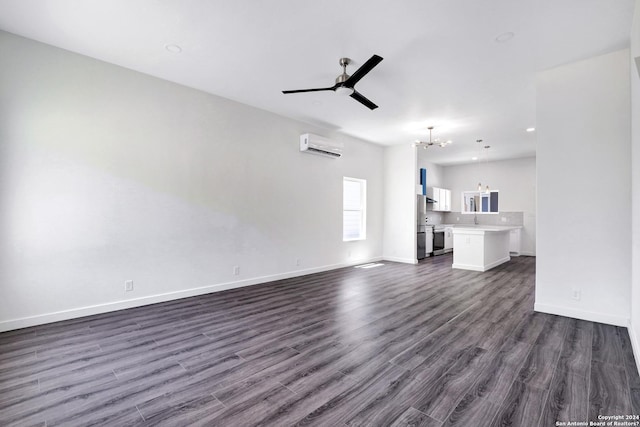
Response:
[[336, 57, 351, 84], [335, 73, 350, 84]]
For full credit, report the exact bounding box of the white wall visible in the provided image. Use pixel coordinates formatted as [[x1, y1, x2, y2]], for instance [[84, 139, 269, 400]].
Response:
[[383, 145, 417, 263], [417, 150, 444, 189], [630, 0, 640, 369], [442, 157, 537, 255], [536, 49, 631, 326], [0, 31, 384, 331]]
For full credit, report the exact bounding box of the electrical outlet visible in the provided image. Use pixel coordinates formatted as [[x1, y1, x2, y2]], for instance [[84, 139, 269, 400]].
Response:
[[348, 251, 352, 258], [296, 258, 301, 266], [125, 280, 134, 292], [233, 266, 240, 276], [501, 217, 507, 222], [571, 288, 581, 301]]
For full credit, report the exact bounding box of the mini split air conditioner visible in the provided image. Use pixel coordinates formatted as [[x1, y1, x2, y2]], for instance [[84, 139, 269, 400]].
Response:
[[300, 133, 343, 158]]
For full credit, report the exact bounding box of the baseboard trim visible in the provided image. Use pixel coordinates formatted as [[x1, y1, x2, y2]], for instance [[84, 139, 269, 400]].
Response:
[[452, 263, 484, 272], [0, 256, 383, 332], [534, 302, 630, 327], [628, 324, 640, 378], [452, 256, 510, 272]]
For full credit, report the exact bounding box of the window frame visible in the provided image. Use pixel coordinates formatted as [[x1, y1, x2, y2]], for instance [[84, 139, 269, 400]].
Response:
[[342, 177, 367, 242]]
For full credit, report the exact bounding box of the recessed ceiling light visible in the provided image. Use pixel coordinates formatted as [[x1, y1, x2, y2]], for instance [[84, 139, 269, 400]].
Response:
[[495, 32, 515, 43], [164, 44, 182, 53], [526, 127, 536, 132], [472, 157, 478, 161]]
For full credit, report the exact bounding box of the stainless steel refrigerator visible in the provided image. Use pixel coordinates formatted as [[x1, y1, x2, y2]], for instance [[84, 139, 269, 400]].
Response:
[[416, 195, 433, 259]]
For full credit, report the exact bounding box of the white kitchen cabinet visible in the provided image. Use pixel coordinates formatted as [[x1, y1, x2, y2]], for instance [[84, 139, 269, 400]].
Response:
[[430, 187, 440, 211], [452, 226, 514, 271], [444, 226, 453, 252], [509, 228, 521, 256], [428, 187, 451, 212], [444, 189, 451, 212]]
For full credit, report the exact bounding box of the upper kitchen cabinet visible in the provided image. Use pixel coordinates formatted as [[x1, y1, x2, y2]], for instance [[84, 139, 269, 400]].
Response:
[[428, 187, 451, 212], [462, 190, 499, 214]]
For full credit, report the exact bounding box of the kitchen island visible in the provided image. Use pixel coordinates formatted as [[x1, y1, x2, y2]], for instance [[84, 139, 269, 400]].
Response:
[[451, 225, 522, 272]]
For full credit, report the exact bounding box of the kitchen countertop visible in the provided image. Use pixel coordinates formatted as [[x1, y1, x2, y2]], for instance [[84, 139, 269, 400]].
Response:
[[452, 225, 522, 233]]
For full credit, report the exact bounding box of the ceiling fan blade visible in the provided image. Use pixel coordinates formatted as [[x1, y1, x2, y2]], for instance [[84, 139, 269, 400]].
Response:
[[344, 54, 383, 87], [282, 86, 336, 94], [350, 90, 378, 110]]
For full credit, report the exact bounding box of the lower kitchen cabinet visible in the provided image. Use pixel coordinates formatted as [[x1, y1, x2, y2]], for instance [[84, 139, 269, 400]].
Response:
[[509, 228, 521, 256], [444, 226, 453, 252]]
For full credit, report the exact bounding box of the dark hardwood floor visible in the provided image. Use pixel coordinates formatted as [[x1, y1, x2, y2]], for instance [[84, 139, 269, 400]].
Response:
[[1, 254, 639, 426]]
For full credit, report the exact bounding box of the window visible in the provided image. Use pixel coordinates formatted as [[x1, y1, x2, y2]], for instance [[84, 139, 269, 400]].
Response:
[[343, 177, 366, 241], [461, 190, 499, 214]]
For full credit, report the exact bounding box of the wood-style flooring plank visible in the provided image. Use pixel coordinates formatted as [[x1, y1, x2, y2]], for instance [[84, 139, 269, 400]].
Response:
[[221, 370, 357, 426], [618, 328, 640, 416], [410, 347, 491, 421], [557, 318, 593, 377], [468, 339, 532, 405], [389, 407, 442, 427], [493, 380, 549, 427], [539, 367, 590, 426], [47, 405, 144, 426], [291, 362, 412, 426], [138, 394, 225, 426], [589, 360, 633, 420], [592, 323, 625, 367], [517, 343, 561, 390], [442, 392, 502, 427], [533, 314, 570, 350], [511, 312, 549, 344]]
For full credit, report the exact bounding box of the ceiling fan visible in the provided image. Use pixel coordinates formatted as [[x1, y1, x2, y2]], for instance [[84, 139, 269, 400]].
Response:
[[282, 54, 383, 110]]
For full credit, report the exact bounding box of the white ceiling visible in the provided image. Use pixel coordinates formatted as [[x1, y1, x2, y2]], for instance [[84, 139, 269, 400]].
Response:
[[0, 0, 634, 165]]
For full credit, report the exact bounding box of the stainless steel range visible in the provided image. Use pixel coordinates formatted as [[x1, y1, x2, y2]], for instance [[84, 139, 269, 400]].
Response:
[[433, 225, 446, 256]]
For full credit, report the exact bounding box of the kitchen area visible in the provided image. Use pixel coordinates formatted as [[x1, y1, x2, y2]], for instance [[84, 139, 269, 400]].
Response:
[[416, 188, 454, 259], [416, 165, 528, 272]]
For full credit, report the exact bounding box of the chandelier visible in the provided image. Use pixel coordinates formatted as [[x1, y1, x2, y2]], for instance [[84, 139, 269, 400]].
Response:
[[413, 126, 452, 149]]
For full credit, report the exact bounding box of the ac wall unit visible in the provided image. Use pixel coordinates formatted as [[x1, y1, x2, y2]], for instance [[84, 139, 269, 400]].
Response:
[[300, 133, 343, 158]]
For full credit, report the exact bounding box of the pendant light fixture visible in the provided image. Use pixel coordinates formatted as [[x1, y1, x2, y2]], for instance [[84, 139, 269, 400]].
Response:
[[413, 126, 452, 149], [476, 140, 491, 193]]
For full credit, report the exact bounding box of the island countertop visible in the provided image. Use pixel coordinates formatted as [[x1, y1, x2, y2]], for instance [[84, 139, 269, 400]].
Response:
[[452, 225, 522, 233]]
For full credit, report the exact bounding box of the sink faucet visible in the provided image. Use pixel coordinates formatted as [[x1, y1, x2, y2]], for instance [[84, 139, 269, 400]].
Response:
[[474, 213, 478, 225]]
